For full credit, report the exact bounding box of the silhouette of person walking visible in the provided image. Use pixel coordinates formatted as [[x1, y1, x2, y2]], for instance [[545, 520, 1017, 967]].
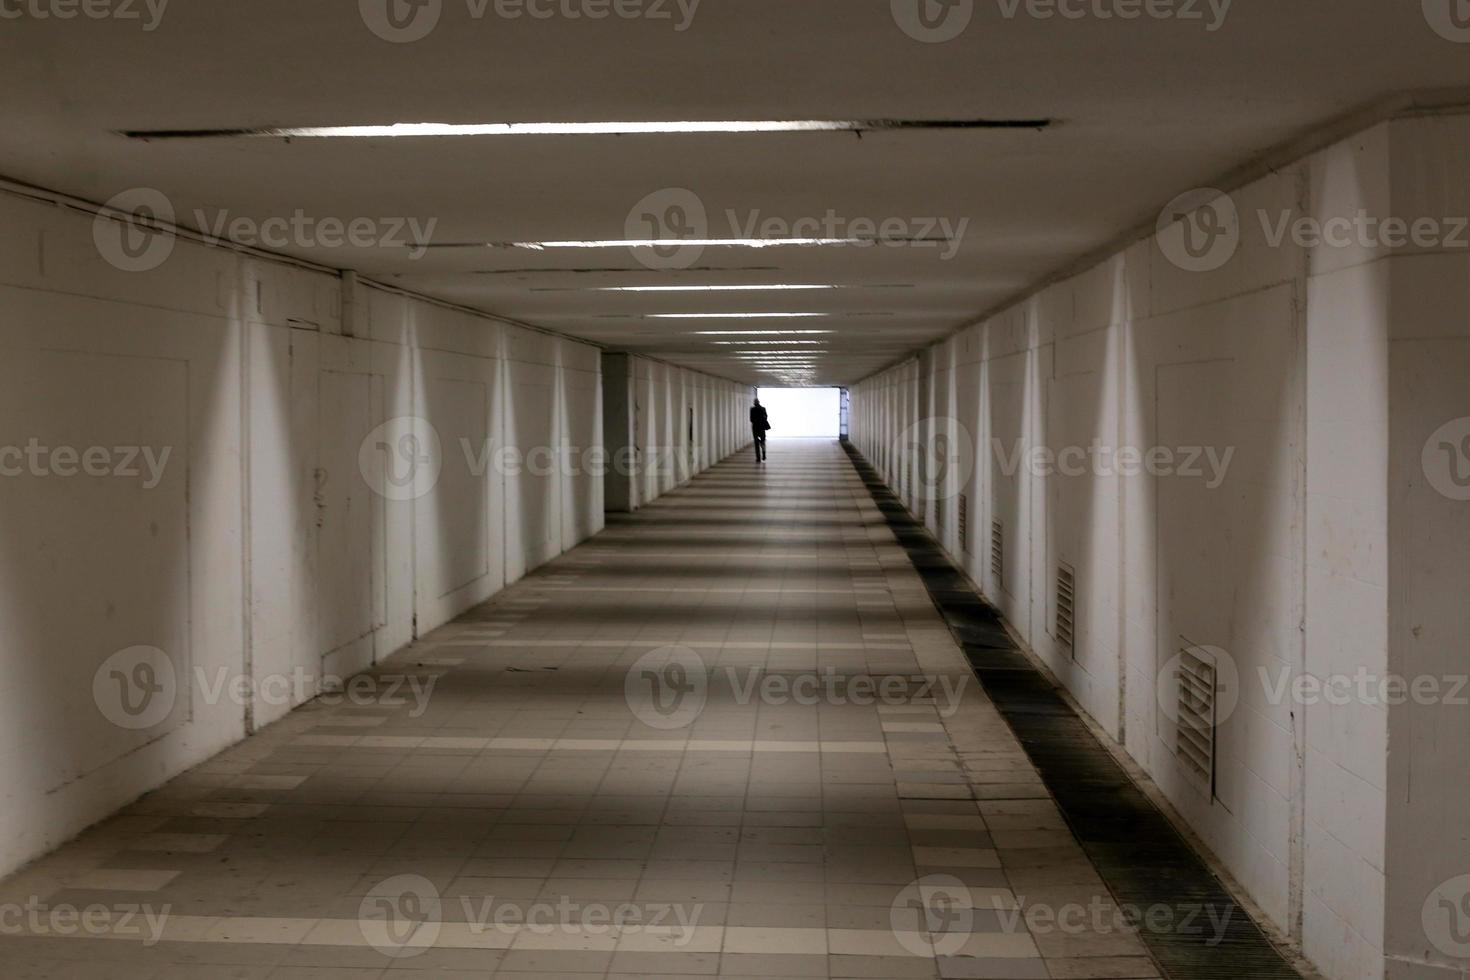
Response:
[[750, 398, 770, 462]]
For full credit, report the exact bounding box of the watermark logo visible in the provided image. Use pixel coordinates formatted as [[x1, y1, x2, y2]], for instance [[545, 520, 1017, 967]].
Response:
[[462, 895, 704, 939], [1260, 210, 1470, 252], [1424, 875, 1470, 959], [360, 416, 443, 501], [360, 0, 699, 42], [1258, 667, 1468, 709], [995, 0, 1230, 30], [0, 439, 173, 488], [1161, 194, 1470, 274], [359, 874, 442, 957], [192, 208, 438, 259], [93, 188, 176, 273], [1156, 644, 1240, 728], [93, 646, 177, 730], [626, 659, 967, 731], [736, 671, 969, 715], [1423, 0, 1470, 42], [624, 188, 971, 269], [996, 895, 1235, 944], [1156, 644, 1467, 727], [486, 0, 700, 28], [0, 0, 169, 30], [891, 0, 974, 42], [94, 651, 441, 731], [991, 439, 1234, 489], [1156, 188, 1240, 273], [93, 190, 440, 270], [892, 875, 975, 957], [360, 0, 443, 42], [897, 417, 976, 503], [356, 885, 705, 948], [626, 187, 708, 270], [625, 645, 708, 730], [1423, 417, 1470, 501], [192, 667, 441, 718], [354, 420, 718, 501], [0, 898, 171, 944]]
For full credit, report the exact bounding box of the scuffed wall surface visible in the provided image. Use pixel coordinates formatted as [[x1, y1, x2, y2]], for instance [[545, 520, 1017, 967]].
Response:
[[851, 116, 1470, 980], [602, 351, 752, 512], [0, 190, 604, 877]]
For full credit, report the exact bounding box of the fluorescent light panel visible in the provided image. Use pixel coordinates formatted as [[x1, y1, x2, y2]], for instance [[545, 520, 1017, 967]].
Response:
[[598, 284, 839, 292], [507, 239, 862, 250], [123, 119, 1052, 139], [651, 312, 828, 319]]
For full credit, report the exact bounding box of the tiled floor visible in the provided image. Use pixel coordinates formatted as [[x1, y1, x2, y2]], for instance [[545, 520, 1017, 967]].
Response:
[[0, 439, 1165, 979]]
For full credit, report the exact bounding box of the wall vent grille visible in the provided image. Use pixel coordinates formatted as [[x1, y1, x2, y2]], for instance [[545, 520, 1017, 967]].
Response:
[[958, 494, 969, 552], [1175, 645, 1218, 796], [1056, 563, 1076, 658], [990, 520, 1004, 582]]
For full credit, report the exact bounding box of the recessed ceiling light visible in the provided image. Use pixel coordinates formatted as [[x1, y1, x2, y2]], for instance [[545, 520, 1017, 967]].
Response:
[[597, 284, 839, 293], [694, 330, 833, 336], [530, 283, 915, 293], [121, 118, 1053, 140], [650, 312, 829, 319], [711, 340, 824, 345], [500, 239, 864, 251]]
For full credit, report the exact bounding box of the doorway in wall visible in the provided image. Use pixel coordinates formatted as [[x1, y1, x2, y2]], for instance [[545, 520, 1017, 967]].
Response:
[[755, 388, 841, 438]]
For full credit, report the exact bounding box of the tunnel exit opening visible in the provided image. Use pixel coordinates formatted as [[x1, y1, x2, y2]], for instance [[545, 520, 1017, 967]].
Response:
[[755, 387, 841, 438]]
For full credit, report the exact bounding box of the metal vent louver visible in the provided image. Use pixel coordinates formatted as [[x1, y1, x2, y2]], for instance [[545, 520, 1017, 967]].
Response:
[[1175, 645, 1218, 795], [1056, 563, 1076, 658], [990, 520, 1004, 582], [958, 494, 969, 552]]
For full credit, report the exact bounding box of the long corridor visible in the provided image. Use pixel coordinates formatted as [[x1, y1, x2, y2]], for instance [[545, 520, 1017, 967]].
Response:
[[3, 440, 1258, 979]]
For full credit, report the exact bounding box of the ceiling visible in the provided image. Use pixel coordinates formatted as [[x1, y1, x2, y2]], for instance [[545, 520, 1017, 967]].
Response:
[[1, 0, 1468, 385]]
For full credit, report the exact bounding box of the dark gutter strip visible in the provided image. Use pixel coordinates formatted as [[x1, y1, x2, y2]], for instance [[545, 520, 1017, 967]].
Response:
[[842, 441, 1305, 980]]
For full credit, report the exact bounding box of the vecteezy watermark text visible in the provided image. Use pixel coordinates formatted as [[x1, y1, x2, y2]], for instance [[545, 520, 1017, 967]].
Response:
[[1157, 644, 1470, 733], [93, 646, 441, 730], [191, 208, 438, 259], [92, 187, 440, 272], [994, 0, 1230, 30], [0, 0, 169, 30], [890, 0, 1231, 43], [0, 898, 171, 945], [357, 874, 704, 958], [625, 188, 969, 269], [1157, 188, 1470, 273], [359, 0, 701, 43], [992, 438, 1235, 489], [891, 875, 1236, 956], [624, 646, 971, 730], [358, 414, 713, 501], [0, 439, 172, 488]]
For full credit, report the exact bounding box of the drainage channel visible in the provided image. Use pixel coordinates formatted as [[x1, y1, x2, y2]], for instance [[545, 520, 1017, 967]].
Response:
[[843, 442, 1305, 980]]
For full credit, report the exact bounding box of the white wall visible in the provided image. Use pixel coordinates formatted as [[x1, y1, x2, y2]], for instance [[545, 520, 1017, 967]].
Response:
[[602, 351, 751, 512], [849, 111, 1470, 980], [1379, 117, 1470, 980], [0, 188, 605, 878]]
